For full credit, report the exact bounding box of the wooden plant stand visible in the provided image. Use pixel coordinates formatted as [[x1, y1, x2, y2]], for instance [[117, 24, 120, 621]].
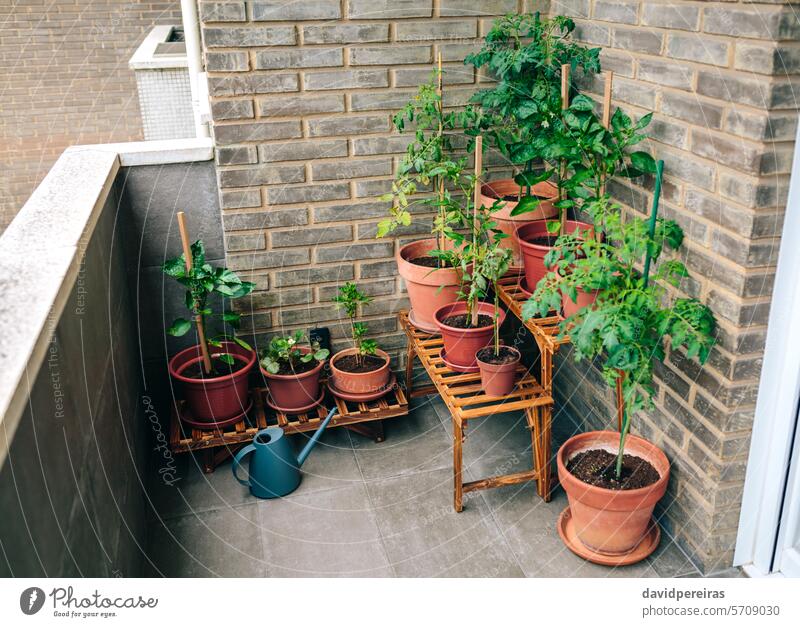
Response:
[[169, 383, 409, 473], [400, 311, 556, 510], [495, 274, 570, 395]]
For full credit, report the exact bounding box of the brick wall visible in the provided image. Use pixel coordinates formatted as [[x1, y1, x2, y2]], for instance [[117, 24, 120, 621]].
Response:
[[202, 0, 546, 362], [0, 1, 182, 231], [556, 0, 799, 573], [201, 0, 799, 573]]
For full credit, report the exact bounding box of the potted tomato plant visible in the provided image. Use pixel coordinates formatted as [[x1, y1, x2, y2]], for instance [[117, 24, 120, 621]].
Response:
[[515, 91, 657, 294], [259, 331, 330, 413], [464, 13, 600, 269], [435, 138, 506, 372], [164, 236, 255, 427], [377, 64, 472, 333], [475, 241, 518, 396], [329, 282, 391, 396], [524, 164, 717, 563]]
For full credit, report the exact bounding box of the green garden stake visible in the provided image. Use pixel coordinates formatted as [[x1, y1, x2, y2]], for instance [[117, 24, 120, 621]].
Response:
[[642, 159, 665, 288]]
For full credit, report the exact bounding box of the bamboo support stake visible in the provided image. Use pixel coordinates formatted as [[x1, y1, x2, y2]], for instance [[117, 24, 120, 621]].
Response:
[[177, 211, 213, 374], [471, 135, 483, 327], [602, 70, 614, 130], [559, 63, 570, 235], [437, 52, 446, 258], [615, 370, 625, 432]]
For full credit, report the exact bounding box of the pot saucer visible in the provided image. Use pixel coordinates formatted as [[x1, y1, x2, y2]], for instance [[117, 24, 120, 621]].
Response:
[[439, 348, 481, 373], [180, 398, 253, 430], [327, 373, 397, 402], [408, 309, 439, 335], [557, 507, 661, 566], [264, 387, 325, 415]]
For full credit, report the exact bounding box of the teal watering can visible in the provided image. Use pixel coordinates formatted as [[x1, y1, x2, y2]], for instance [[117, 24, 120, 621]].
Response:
[[232, 407, 337, 498]]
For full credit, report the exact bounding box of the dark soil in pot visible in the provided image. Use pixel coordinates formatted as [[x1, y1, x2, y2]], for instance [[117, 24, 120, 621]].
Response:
[[566, 449, 660, 490], [181, 355, 249, 379], [410, 256, 452, 268], [476, 346, 518, 365], [272, 359, 320, 376], [442, 313, 493, 328], [333, 354, 386, 373]]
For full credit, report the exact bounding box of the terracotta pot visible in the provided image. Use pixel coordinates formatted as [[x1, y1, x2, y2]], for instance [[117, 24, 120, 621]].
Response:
[[515, 220, 594, 294], [477, 346, 521, 397], [434, 301, 506, 369], [480, 179, 559, 269], [169, 341, 255, 423], [330, 348, 391, 394], [557, 431, 670, 556], [562, 288, 599, 318], [397, 238, 461, 333], [260, 347, 325, 411]]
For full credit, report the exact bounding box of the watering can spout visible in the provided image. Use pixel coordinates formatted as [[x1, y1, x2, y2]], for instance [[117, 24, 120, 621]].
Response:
[[296, 406, 337, 467]]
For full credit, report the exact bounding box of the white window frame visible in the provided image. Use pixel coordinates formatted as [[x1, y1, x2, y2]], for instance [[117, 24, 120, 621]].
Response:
[[735, 122, 800, 577]]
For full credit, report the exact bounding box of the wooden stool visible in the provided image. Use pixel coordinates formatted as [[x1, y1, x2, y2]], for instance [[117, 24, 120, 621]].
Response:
[[399, 311, 556, 510]]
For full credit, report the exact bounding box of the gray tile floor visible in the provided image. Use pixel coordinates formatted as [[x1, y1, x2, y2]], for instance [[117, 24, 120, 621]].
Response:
[[144, 397, 709, 577]]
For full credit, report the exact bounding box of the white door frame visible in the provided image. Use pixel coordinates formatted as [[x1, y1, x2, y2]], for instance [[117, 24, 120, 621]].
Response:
[[735, 122, 800, 576]]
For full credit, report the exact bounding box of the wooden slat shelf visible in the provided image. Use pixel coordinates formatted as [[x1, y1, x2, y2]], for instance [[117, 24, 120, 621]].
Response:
[[169, 381, 408, 473], [496, 274, 571, 395], [400, 310, 556, 509]]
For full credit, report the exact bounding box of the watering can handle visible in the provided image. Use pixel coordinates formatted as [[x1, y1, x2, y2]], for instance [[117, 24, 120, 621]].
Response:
[[232, 444, 256, 487]]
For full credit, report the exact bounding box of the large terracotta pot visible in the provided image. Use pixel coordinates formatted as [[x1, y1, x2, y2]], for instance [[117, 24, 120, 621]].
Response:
[[260, 347, 325, 411], [329, 348, 391, 394], [562, 288, 599, 318], [480, 179, 559, 269], [169, 341, 255, 423], [397, 238, 461, 334], [434, 301, 506, 369], [515, 220, 594, 294], [477, 346, 521, 397], [557, 431, 670, 556]]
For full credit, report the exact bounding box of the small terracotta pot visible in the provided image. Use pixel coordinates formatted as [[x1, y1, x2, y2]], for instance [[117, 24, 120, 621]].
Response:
[[562, 288, 599, 318], [515, 220, 594, 294], [480, 179, 559, 270], [261, 347, 325, 411], [477, 346, 521, 397], [169, 341, 255, 423], [397, 238, 461, 333], [434, 301, 506, 369], [557, 431, 670, 556], [330, 348, 391, 394]]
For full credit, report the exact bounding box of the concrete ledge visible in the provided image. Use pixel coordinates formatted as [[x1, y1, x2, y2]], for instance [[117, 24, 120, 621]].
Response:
[[0, 138, 213, 468], [70, 137, 213, 167], [129, 25, 188, 70]]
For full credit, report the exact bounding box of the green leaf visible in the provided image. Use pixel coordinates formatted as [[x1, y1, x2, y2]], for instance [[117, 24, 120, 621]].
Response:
[[546, 220, 561, 234], [167, 318, 192, 337], [163, 257, 186, 278], [509, 195, 542, 216], [570, 94, 595, 112], [629, 151, 657, 174], [218, 353, 235, 366]]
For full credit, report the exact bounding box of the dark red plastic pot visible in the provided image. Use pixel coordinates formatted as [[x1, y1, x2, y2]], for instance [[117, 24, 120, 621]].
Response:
[[477, 346, 521, 397], [260, 347, 325, 412], [169, 341, 255, 423], [514, 220, 594, 293], [434, 301, 505, 369]]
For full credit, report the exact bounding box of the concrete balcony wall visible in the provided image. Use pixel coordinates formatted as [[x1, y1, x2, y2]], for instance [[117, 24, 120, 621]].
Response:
[[0, 139, 215, 576]]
